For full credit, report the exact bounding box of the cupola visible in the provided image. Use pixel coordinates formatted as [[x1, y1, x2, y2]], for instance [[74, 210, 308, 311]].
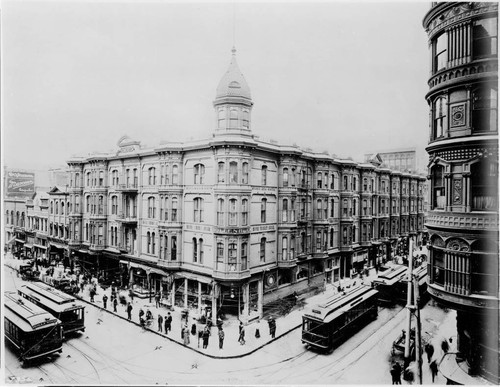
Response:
[[213, 47, 253, 136]]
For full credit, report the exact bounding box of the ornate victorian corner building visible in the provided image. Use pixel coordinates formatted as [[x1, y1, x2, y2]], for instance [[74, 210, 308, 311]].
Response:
[[60, 47, 426, 327], [423, 2, 498, 384]]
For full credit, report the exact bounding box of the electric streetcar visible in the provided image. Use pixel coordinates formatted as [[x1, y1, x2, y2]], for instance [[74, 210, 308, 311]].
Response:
[[302, 285, 378, 352], [18, 282, 85, 336], [4, 291, 63, 364]]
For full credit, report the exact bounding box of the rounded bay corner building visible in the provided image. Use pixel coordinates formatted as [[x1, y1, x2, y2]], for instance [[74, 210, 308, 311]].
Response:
[[423, 2, 498, 384]]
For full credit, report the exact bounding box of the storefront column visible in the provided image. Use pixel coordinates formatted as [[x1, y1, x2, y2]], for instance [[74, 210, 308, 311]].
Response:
[[242, 283, 249, 318], [257, 279, 263, 318], [183, 278, 188, 308], [211, 283, 218, 320], [197, 282, 202, 315], [170, 280, 176, 307], [129, 268, 134, 287]]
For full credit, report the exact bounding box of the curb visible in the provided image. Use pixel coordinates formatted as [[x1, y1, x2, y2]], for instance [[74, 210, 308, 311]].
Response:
[[75, 293, 302, 359]]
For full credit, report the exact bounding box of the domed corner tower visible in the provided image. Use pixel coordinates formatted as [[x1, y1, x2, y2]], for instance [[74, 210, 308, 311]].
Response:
[[213, 47, 254, 137], [423, 2, 499, 384]]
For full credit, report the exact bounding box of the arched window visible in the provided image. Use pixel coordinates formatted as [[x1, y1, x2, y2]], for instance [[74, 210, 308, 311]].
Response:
[[242, 162, 249, 184], [352, 199, 357, 216], [171, 197, 178, 221], [283, 168, 289, 187], [363, 178, 368, 191], [282, 199, 288, 222], [163, 197, 169, 221], [218, 109, 226, 128], [217, 198, 225, 225], [194, 164, 205, 184], [172, 165, 178, 185], [471, 160, 498, 211], [194, 197, 204, 223], [317, 172, 322, 188], [193, 238, 198, 262], [171, 236, 177, 260], [241, 199, 248, 225], [199, 239, 204, 264], [432, 165, 446, 209], [218, 162, 225, 183], [228, 242, 237, 270], [472, 86, 498, 132], [98, 196, 104, 214], [343, 176, 348, 190], [147, 232, 151, 253], [217, 241, 224, 263], [282, 236, 288, 260], [86, 172, 91, 186], [148, 167, 156, 185], [260, 237, 266, 262], [261, 165, 268, 186], [111, 196, 118, 215], [324, 199, 328, 219], [148, 197, 156, 218], [229, 199, 237, 225], [261, 198, 267, 223], [229, 161, 238, 183], [317, 199, 322, 218], [290, 236, 295, 259], [229, 109, 238, 127], [152, 232, 156, 254], [61, 201, 65, 215], [433, 97, 447, 139], [241, 241, 247, 270]]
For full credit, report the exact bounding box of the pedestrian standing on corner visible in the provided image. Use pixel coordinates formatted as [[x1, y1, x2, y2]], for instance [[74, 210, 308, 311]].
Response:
[[430, 359, 438, 383], [238, 323, 246, 345], [255, 320, 261, 339], [127, 302, 133, 320], [113, 296, 118, 312], [390, 362, 402, 385], [270, 318, 276, 339], [155, 292, 160, 308], [182, 324, 190, 346], [425, 342, 434, 363], [218, 327, 225, 349], [202, 325, 211, 349], [165, 312, 172, 333], [139, 308, 145, 322], [158, 314, 164, 332], [102, 294, 108, 309]]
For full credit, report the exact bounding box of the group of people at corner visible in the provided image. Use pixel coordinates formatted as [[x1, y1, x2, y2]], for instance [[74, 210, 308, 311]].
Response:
[[85, 279, 281, 352], [390, 338, 450, 384]]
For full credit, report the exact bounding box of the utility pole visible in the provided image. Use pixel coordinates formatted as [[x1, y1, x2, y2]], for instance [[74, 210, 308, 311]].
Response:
[[404, 238, 414, 370], [413, 272, 423, 384]]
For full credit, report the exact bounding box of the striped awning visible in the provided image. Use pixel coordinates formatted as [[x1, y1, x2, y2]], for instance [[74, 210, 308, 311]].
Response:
[[33, 244, 47, 249]]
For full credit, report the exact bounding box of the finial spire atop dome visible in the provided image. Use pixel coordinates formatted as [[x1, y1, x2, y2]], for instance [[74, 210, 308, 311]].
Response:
[[214, 47, 252, 103]]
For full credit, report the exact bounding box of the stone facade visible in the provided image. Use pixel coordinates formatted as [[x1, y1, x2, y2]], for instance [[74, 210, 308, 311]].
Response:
[[423, 2, 498, 383]]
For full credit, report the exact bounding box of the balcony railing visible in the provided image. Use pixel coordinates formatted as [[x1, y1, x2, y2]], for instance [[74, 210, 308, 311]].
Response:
[[213, 265, 250, 280], [117, 182, 139, 192]]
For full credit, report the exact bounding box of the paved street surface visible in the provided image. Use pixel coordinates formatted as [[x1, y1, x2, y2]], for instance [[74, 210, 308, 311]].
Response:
[[4, 261, 456, 385]]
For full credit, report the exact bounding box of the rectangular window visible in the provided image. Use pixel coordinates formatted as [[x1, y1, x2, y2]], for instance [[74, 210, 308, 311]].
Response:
[[434, 32, 448, 72], [261, 166, 267, 186], [171, 236, 177, 260]]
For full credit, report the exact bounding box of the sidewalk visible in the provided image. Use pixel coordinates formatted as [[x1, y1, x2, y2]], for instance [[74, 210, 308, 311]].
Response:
[[3, 258, 386, 359]]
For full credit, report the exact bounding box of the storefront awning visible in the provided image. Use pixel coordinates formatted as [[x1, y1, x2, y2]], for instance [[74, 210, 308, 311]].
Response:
[[15, 239, 25, 244], [124, 261, 167, 277], [49, 242, 66, 250], [33, 244, 47, 249], [24, 244, 33, 249], [174, 272, 212, 285]]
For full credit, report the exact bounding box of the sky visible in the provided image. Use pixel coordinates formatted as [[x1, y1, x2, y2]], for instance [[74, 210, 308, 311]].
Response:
[[2, 0, 432, 174]]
